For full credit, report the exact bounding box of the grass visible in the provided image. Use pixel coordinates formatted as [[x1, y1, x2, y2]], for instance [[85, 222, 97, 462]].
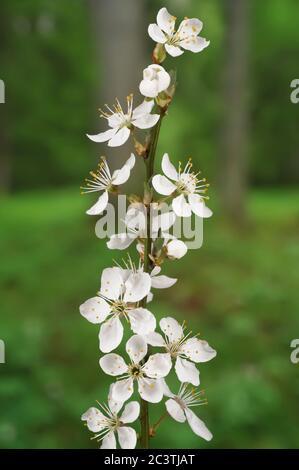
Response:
[[0, 187, 299, 448]]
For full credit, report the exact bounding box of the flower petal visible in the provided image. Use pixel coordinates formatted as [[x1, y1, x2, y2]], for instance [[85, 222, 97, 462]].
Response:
[[101, 431, 117, 449], [117, 426, 137, 449], [180, 36, 210, 53], [157, 7, 176, 35], [132, 113, 160, 130], [148, 23, 167, 43], [151, 274, 177, 289], [138, 377, 164, 403], [188, 194, 213, 218], [180, 338, 217, 363], [111, 378, 134, 403], [143, 353, 172, 378], [126, 334, 147, 364], [166, 239, 188, 259], [132, 100, 154, 120], [81, 407, 106, 432], [185, 408, 213, 441], [172, 194, 192, 217], [139, 79, 159, 99], [162, 153, 179, 181], [100, 267, 124, 300], [111, 165, 130, 186], [175, 356, 200, 386], [86, 190, 109, 215], [156, 67, 171, 92], [178, 18, 203, 37], [152, 174, 177, 196], [107, 233, 136, 250], [108, 384, 123, 415], [79, 296, 110, 324], [86, 128, 117, 143], [165, 398, 186, 423], [99, 317, 124, 353], [125, 153, 136, 170], [143, 332, 166, 347], [108, 126, 130, 147], [124, 272, 151, 303], [159, 378, 175, 398], [99, 353, 128, 376], [165, 43, 184, 57], [160, 317, 183, 342], [120, 401, 140, 424], [128, 307, 156, 336]]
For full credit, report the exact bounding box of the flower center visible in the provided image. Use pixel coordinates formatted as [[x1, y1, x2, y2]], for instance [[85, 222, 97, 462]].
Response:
[[128, 363, 144, 379], [111, 300, 127, 316]]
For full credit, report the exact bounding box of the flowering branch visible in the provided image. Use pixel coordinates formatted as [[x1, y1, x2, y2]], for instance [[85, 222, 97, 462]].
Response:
[[79, 7, 216, 450]]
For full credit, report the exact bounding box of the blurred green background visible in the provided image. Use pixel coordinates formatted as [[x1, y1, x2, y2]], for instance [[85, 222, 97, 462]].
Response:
[[1, 0, 299, 449]]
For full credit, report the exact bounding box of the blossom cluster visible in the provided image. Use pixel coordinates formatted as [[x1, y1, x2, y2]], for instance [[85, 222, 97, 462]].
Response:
[[80, 7, 215, 449]]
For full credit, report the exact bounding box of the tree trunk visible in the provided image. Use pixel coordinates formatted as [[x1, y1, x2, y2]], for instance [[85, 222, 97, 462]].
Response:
[[87, 0, 147, 172], [219, 0, 250, 223]]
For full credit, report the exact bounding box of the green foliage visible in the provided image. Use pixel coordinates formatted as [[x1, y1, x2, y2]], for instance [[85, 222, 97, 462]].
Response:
[[1, 188, 298, 448]]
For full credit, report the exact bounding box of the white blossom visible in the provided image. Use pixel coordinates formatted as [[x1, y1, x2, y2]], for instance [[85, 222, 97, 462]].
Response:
[[81, 386, 140, 449], [145, 317, 216, 386], [79, 266, 156, 353], [160, 380, 213, 441], [148, 7, 210, 58], [100, 335, 172, 403], [152, 153, 213, 218], [139, 64, 171, 98], [80, 154, 135, 215], [87, 95, 160, 147]]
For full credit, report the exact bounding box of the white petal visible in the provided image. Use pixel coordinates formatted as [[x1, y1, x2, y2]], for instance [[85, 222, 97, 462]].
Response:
[[132, 113, 160, 130], [108, 384, 123, 415], [125, 203, 147, 230], [157, 7, 176, 35], [180, 338, 217, 363], [185, 408, 213, 441], [180, 36, 210, 53], [86, 128, 117, 143], [157, 68, 171, 92], [178, 18, 203, 37], [165, 43, 184, 57], [99, 317, 124, 353], [160, 317, 183, 342], [143, 353, 172, 379], [152, 174, 176, 196], [100, 267, 124, 300], [138, 377, 164, 403], [132, 100, 154, 120], [86, 190, 109, 215], [111, 378, 134, 403], [101, 431, 117, 449], [108, 113, 123, 128], [151, 266, 161, 277], [111, 165, 130, 185], [120, 401, 140, 424], [139, 79, 159, 99], [154, 211, 176, 232], [165, 399, 186, 423], [188, 193, 213, 218], [148, 23, 167, 43], [108, 126, 130, 147], [151, 275, 177, 289], [143, 332, 165, 347], [124, 272, 151, 303], [175, 357, 200, 386], [166, 239, 187, 259], [117, 426, 137, 449], [125, 153, 136, 170], [126, 334, 147, 364], [172, 194, 192, 217], [128, 308, 156, 336], [99, 353, 127, 376], [81, 407, 105, 432], [107, 233, 136, 250], [79, 296, 110, 324], [162, 153, 179, 181]]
